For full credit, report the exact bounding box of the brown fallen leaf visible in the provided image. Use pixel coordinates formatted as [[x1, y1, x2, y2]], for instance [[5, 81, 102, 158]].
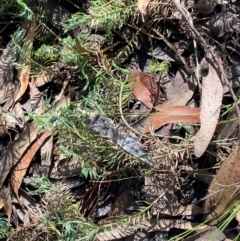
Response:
[[133, 67, 197, 133], [40, 134, 53, 176], [0, 185, 12, 219], [31, 75, 53, 87], [11, 131, 52, 202], [194, 57, 223, 157], [0, 122, 39, 188], [12, 188, 42, 225], [95, 217, 208, 241], [144, 174, 203, 216], [0, 196, 3, 209], [183, 226, 226, 241], [108, 188, 134, 217], [0, 41, 20, 106], [162, 66, 197, 107], [14, 22, 35, 104], [129, 70, 166, 109], [143, 106, 200, 134], [80, 182, 100, 217], [203, 145, 240, 225], [29, 83, 47, 115], [138, 0, 151, 22], [49, 156, 82, 179]]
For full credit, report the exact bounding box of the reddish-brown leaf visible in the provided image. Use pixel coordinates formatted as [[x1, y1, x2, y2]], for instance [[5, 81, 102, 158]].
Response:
[[143, 106, 200, 134], [11, 131, 52, 202], [138, 0, 151, 22], [0, 122, 39, 188], [129, 70, 166, 109]]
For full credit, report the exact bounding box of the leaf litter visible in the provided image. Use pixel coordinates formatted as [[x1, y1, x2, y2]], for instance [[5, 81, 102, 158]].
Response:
[[194, 56, 223, 157], [0, 0, 239, 240]]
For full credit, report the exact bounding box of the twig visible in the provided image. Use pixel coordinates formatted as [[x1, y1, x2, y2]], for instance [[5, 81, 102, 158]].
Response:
[[0, 21, 22, 24]]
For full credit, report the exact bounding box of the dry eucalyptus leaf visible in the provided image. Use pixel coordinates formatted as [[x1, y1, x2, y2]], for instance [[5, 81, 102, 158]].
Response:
[[0, 112, 24, 137], [203, 145, 240, 225], [163, 67, 197, 106], [29, 83, 47, 115], [133, 67, 197, 133], [143, 106, 200, 134], [183, 226, 226, 241], [108, 188, 134, 217], [12, 102, 26, 123], [12, 188, 42, 225], [129, 70, 166, 109], [31, 75, 53, 87], [11, 132, 51, 202], [95, 217, 208, 241], [0, 185, 12, 219], [0, 41, 19, 105], [138, 0, 151, 22], [81, 182, 100, 216], [49, 157, 82, 179], [194, 57, 223, 157], [40, 134, 53, 176], [0, 122, 39, 188], [144, 175, 203, 216]]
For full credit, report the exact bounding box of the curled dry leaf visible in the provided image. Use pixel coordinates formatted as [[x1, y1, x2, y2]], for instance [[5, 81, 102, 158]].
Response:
[[194, 57, 223, 157], [11, 131, 52, 202], [138, 0, 151, 22], [143, 106, 200, 134], [129, 70, 166, 109]]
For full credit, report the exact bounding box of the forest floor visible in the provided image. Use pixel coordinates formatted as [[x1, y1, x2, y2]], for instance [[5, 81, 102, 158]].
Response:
[[0, 0, 240, 240]]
